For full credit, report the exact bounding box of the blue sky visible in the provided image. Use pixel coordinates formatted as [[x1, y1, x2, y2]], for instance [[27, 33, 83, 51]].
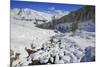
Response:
[[11, 0, 84, 14]]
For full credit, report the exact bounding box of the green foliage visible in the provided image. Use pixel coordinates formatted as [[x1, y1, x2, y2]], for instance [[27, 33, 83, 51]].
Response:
[[71, 20, 78, 32]]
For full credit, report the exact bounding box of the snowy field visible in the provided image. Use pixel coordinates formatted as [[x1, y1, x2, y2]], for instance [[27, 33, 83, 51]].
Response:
[[10, 8, 95, 67]]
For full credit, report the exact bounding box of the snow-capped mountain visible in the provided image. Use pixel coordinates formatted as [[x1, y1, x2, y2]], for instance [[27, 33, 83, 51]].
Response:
[[11, 8, 53, 24], [11, 8, 70, 23], [53, 11, 70, 19]]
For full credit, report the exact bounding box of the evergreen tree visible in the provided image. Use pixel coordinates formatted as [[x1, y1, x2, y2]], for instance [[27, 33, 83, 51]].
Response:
[[71, 20, 78, 32]]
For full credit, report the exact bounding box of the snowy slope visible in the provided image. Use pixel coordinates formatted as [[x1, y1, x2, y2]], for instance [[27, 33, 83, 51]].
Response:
[[11, 8, 57, 59], [11, 19, 56, 57], [10, 8, 95, 67], [54, 11, 70, 19], [12, 30, 95, 66], [10, 9, 58, 67], [28, 31, 95, 64], [11, 8, 53, 23]]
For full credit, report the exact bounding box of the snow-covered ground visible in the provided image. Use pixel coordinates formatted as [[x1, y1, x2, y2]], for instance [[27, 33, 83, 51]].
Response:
[[11, 17, 57, 58], [10, 8, 95, 67]]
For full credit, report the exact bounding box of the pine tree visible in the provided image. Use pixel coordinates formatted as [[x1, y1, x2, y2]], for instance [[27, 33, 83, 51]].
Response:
[[71, 20, 78, 32]]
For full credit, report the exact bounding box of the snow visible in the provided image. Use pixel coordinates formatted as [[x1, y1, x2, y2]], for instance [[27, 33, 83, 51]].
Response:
[[26, 30, 94, 65], [50, 57, 54, 63], [10, 8, 95, 67], [54, 11, 70, 19], [65, 31, 95, 49], [11, 8, 57, 59], [11, 8, 53, 24], [62, 55, 71, 63]]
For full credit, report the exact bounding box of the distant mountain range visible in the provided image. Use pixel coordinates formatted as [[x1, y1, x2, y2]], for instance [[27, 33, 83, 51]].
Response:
[[11, 8, 52, 23], [36, 5, 95, 31], [11, 8, 69, 25]]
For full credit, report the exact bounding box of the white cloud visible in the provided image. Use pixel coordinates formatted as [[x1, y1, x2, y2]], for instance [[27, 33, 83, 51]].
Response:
[[48, 7, 55, 11]]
